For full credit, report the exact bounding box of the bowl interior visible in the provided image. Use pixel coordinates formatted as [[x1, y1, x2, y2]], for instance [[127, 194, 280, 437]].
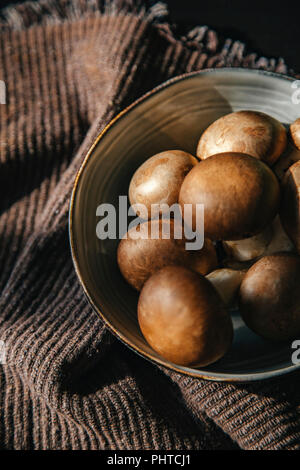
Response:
[[70, 68, 300, 381]]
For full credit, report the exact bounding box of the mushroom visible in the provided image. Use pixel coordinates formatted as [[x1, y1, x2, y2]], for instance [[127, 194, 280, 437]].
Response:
[[222, 226, 273, 262], [223, 216, 295, 262], [223, 258, 255, 271], [280, 160, 300, 253], [264, 215, 295, 255], [117, 218, 218, 291], [197, 110, 287, 165], [239, 253, 300, 341], [138, 266, 233, 366], [179, 152, 280, 241], [291, 118, 300, 150], [206, 268, 246, 307], [273, 134, 300, 182], [129, 150, 197, 218]]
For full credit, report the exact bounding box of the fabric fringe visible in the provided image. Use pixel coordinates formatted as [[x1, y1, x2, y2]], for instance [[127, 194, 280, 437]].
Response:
[[0, 0, 298, 451], [0, 0, 292, 75], [0, 0, 169, 29]]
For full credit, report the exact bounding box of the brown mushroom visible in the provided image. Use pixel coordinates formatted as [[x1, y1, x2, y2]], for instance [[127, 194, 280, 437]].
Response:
[[223, 216, 295, 262], [129, 150, 197, 218], [274, 134, 300, 182], [291, 118, 300, 150], [264, 215, 295, 255], [197, 111, 287, 165], [223, 258, 255, 271], [239, 253, 300, 341], [138, 266, 233, 366], [117, 218, 217, 291], [280, 160, 300, 253], [206, 268, 246, 307], [222, 226, 273, 262], [179, 152, 280, 241]]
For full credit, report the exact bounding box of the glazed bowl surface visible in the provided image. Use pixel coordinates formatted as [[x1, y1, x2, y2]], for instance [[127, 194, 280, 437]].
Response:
[[70, 68, 300, 381]]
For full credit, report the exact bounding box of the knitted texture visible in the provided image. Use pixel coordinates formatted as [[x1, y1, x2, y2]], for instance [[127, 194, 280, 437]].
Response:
[[0, 0, 299, 450]]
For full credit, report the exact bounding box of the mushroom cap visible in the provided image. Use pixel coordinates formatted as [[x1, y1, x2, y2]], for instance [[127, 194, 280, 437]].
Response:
[[129, 150, 197, 218], [291, 118, 300, 150], [197, 110, 287, 165], [117, 218, 217, 291], [179, 152, 280, 241], [138, 265, 233, 366], [239, 253, 300, 341], [280, 160, 300, 253]]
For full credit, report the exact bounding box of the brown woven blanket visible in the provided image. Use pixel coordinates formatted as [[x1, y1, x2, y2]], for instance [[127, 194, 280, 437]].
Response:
[[0, 0, 299, 450]]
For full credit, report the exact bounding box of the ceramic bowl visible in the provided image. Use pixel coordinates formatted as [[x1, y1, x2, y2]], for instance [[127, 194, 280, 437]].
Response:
[[69, 68, 300, 382]]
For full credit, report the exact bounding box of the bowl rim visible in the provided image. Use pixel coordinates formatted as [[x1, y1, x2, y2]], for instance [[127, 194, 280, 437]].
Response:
[[69, 67, 299, 382]]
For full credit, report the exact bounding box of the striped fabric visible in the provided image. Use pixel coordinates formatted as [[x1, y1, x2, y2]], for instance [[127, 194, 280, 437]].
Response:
[[0, 0, 299, 450]]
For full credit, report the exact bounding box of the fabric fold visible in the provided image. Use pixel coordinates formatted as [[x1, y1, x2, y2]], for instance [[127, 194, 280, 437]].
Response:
[[0, 0, 299, 450]]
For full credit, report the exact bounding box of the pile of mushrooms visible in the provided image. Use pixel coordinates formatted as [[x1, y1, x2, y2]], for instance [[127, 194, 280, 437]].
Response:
[[117, 110, 300, 368]]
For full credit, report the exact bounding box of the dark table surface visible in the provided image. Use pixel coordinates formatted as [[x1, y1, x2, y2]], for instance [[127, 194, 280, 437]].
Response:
[[166, 0, 300, 73], [1, 0, 299, 72]]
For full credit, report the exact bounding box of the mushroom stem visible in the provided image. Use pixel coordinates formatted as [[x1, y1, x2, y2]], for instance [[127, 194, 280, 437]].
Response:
[[264, 215, 295, 255], [274, 136, 300, 182], [223, 226, 273, 262], [206, 268, 246, 307], [291, 118, 300, 150], [280, 161, 300, 254]]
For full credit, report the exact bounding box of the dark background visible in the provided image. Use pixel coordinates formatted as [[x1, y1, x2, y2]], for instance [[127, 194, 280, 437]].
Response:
[[1, 0, 299, 72]]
